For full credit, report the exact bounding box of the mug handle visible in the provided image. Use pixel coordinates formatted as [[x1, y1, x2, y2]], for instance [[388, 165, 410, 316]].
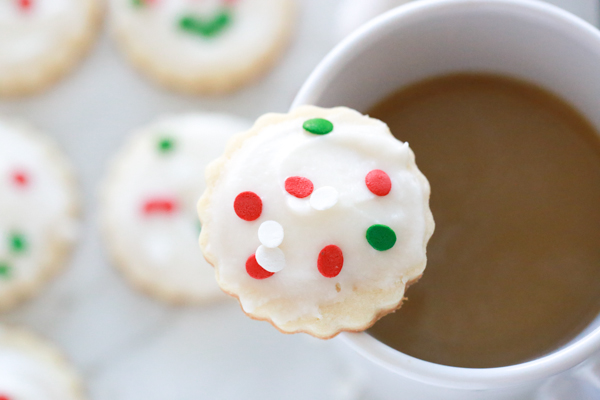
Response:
[[534, 352, 600, 400]]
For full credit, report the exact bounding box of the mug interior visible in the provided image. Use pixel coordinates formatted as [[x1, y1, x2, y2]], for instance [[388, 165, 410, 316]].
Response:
[[293, 0, 600, 389]]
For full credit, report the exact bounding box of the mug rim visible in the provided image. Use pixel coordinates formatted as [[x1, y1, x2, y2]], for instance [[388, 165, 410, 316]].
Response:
[[292, 0, 600, 389]]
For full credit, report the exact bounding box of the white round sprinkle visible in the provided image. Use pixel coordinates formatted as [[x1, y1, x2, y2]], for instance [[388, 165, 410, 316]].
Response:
[[258, 220, 284, 248], [310, 186, 339, 210], [255, 245, 286, 273]]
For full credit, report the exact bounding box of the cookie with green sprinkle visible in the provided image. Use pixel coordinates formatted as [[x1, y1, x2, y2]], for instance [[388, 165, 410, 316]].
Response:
[[101, 113, 250, 304], [109, 0, 295, 94], [198, 105, 435, 339], [0, 119, 80, 312]]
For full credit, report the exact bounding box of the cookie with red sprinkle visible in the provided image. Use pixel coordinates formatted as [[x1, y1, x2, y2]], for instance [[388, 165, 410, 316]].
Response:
[[0, 119, 80, 312], [109, 0, 295, 94], [101, 113, 250, 304], [198, 105, 434, 339], [0, 0, 103, 96]]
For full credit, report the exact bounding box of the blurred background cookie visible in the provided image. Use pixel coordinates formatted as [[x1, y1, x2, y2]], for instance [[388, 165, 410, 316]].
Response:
[[101, 113, 251, 305], [109, 0, 295, 94], [0, 0, 103, 96], [0, 119, 80, 312], [0, 325, 85, 400]]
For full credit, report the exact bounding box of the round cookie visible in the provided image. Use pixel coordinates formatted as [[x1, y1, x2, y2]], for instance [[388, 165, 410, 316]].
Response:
[[102, 113, 251, 304], [0, 0, 103, 96], [0, 119, 80, 312], [198, 106, 435, 339], [0, 325, 85, 400], [109, 0, 295, 94]]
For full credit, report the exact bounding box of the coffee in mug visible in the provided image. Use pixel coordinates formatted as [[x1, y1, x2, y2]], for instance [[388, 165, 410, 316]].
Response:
[[367, 73, 600, 368]]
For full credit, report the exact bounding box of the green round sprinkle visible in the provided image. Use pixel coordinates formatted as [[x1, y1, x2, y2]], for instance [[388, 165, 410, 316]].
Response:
[[366, 224, 397, 251], [10, 233, 27, 253], [158, 137, 175, 153], [303, 118, 334, 135], [0, 263, 11, 279], [131, 0, 144, 7]]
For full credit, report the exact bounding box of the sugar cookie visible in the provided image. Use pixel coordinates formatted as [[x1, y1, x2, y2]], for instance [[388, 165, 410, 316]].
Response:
[[0, 325, 85, 400], [0, 119, 80, 312], [198, 106, 434, 338], [109, 0, 295, 94], [102, 113, 251, 304], [0, 0, 103, 96]]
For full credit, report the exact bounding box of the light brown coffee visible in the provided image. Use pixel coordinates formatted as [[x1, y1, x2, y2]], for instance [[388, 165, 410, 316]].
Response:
[[367, 74, 600, 368]]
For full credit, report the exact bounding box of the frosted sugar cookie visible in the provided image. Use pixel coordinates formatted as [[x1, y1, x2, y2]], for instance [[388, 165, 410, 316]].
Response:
[[0, 0, 103, 96], [109, 0, 295, 94], [198, 106, 434, 338], [0, 119, 80, 312], [0, 325, 85, 400], [102, 113, 251, 304]]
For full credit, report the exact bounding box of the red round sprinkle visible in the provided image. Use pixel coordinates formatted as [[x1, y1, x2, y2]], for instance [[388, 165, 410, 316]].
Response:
[[143, 198, 177, 215], [246, 254, 274, 279], [285, 176, 314, 198], [11, 170, 29, 187], [0, 395, 11, 400], [234, 191, 262, 221], [18, 0, 32, 10], [318, 245, 344, 278], [365, 169, 392, 196]]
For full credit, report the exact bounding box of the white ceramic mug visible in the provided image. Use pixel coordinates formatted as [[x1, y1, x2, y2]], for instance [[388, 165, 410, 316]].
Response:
[[292, 1, 600, 399]]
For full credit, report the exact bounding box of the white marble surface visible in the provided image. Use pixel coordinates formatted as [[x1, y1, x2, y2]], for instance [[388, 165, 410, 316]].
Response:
[[0, 0, 598, 399]]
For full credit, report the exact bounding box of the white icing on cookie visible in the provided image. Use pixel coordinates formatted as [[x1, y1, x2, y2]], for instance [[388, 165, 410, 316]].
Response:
[[0, 352, 78, 400], [0, 327, 82, 400], [102, 113, 251, 303], [0, 120, 79, 310], [200, 106, 434, 335], [109, 0, 294, 92], [0, 0, 100, 92]]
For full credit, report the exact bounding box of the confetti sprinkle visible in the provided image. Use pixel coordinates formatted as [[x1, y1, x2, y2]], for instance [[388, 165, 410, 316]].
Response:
[[0, 263, 11, 279], [157, 137, 175, 153], [366, 224, 396, 251], [366, 169, 391, 196], [258, 220, 284, 248], [9, 233, 27, 253], [131, 0, 156, 7], [17, 0, 32, 11], [318, 245, 344, 278], [11, 170, 29, 187], [143, 198, 177, 215], [303, 118, 333, 135], [179, 10, 232, 38], [256, 245, 286, 273], [310, 186, 338, 210], [234, 191, 262, 221], [285, 176, 313, 198], [246, 254, 274, 279]]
